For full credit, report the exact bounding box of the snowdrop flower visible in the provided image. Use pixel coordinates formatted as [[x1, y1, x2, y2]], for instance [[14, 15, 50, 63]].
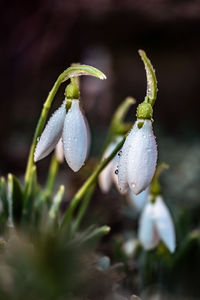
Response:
[[98, 136, 123, 193], [138, 196, 176, 253], [127, 187, 149, 212], [34, 97, 89, 172], [118, 112, 157, 195]]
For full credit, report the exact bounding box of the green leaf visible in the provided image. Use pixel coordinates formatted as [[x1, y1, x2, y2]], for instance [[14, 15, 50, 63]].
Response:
[[68, 225, 110, 248], [49, 185, 65, 226], [139, 50, 157, 107], [0, 177, 8, 217], [22, 166, 38, 224], [7, 174, 23, 226]]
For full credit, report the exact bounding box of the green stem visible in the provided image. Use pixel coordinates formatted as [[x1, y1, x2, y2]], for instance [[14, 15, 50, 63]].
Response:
[[72, 184, 95, 235], [24, 65, 106, 191], [61, 137, 125, 230], [70, 97, 134, 235], [44, 155, 60, 203], [102, 97, 135, 153]]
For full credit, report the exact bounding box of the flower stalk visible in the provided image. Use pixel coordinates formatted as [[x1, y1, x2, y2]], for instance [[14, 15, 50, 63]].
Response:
[[61, 137, 125, 230]]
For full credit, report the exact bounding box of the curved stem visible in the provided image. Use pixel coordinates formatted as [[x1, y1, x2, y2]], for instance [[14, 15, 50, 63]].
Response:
[[138, 50, 157, 107], [72, 184, 95, 235], [24, 65, 106, 191], [61, 137, 125, 230]]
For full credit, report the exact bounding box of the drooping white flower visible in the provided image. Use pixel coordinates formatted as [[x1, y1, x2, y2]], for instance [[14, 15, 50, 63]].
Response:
[[138, 196, 176, 253], [62, 100, 88, 172], [98, 136, 123, 193], [127, 187, 149, 212], [34, 99, 89, 172], [118, 119, 157, 195]]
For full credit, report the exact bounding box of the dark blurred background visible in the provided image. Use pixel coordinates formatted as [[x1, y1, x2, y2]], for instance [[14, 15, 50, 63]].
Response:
[[1, 0, 200, 205]]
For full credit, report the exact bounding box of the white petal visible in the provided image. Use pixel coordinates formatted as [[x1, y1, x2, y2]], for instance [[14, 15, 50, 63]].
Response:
[[98, 142, 116, 193], [62, 100, 88, 172], [83, 116, 91, 159], [154, 196, 176, 253], [138, 202, 160, 250], [127, 120, 157, 194], [128, 187, 149, 212], [117, 128, 135, 194], [34, 102, 66, 162], [112, 156, 122, 193], [55, 138, 64, 163], [99, 160, 115, 193], [99, 137, 123, 193]]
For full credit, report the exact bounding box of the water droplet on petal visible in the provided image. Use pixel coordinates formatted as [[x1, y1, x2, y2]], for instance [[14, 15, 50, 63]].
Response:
[[131, 183, 136, 189]]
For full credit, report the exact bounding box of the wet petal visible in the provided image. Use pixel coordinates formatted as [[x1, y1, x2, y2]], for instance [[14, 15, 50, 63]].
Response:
[[99, 160, 115, 193], [154, 196, 176, 253], [111, 156, 122, 193], [138, 202, 160, 250], [62, 100, 88, 172], [117, 128, 135, 194], [34, 102, 66, 162], [99, 141, 120, 193], [127, 120, 157, 194], [99, 137, 123, 193], [83, 115, 91, 159]]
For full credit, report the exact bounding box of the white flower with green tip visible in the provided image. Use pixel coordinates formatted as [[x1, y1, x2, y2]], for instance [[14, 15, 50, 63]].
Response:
[[34, 99, 89, 172], [118, 119, 157, 195], [138, 196, 176, 253]]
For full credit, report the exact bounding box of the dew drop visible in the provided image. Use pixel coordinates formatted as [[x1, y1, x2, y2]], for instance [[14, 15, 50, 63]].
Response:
[[131, 183, 136, 189], [118, 150, 122, 156]]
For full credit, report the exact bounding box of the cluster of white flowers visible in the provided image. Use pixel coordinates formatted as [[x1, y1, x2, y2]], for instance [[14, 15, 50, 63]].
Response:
[[34, 59, 175, 253], [34, 98, 90, 172]]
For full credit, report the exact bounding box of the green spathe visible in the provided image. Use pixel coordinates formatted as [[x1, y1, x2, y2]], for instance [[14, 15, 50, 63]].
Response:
[[65, 83, 79, 99], [137, 102, 153, 120]]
